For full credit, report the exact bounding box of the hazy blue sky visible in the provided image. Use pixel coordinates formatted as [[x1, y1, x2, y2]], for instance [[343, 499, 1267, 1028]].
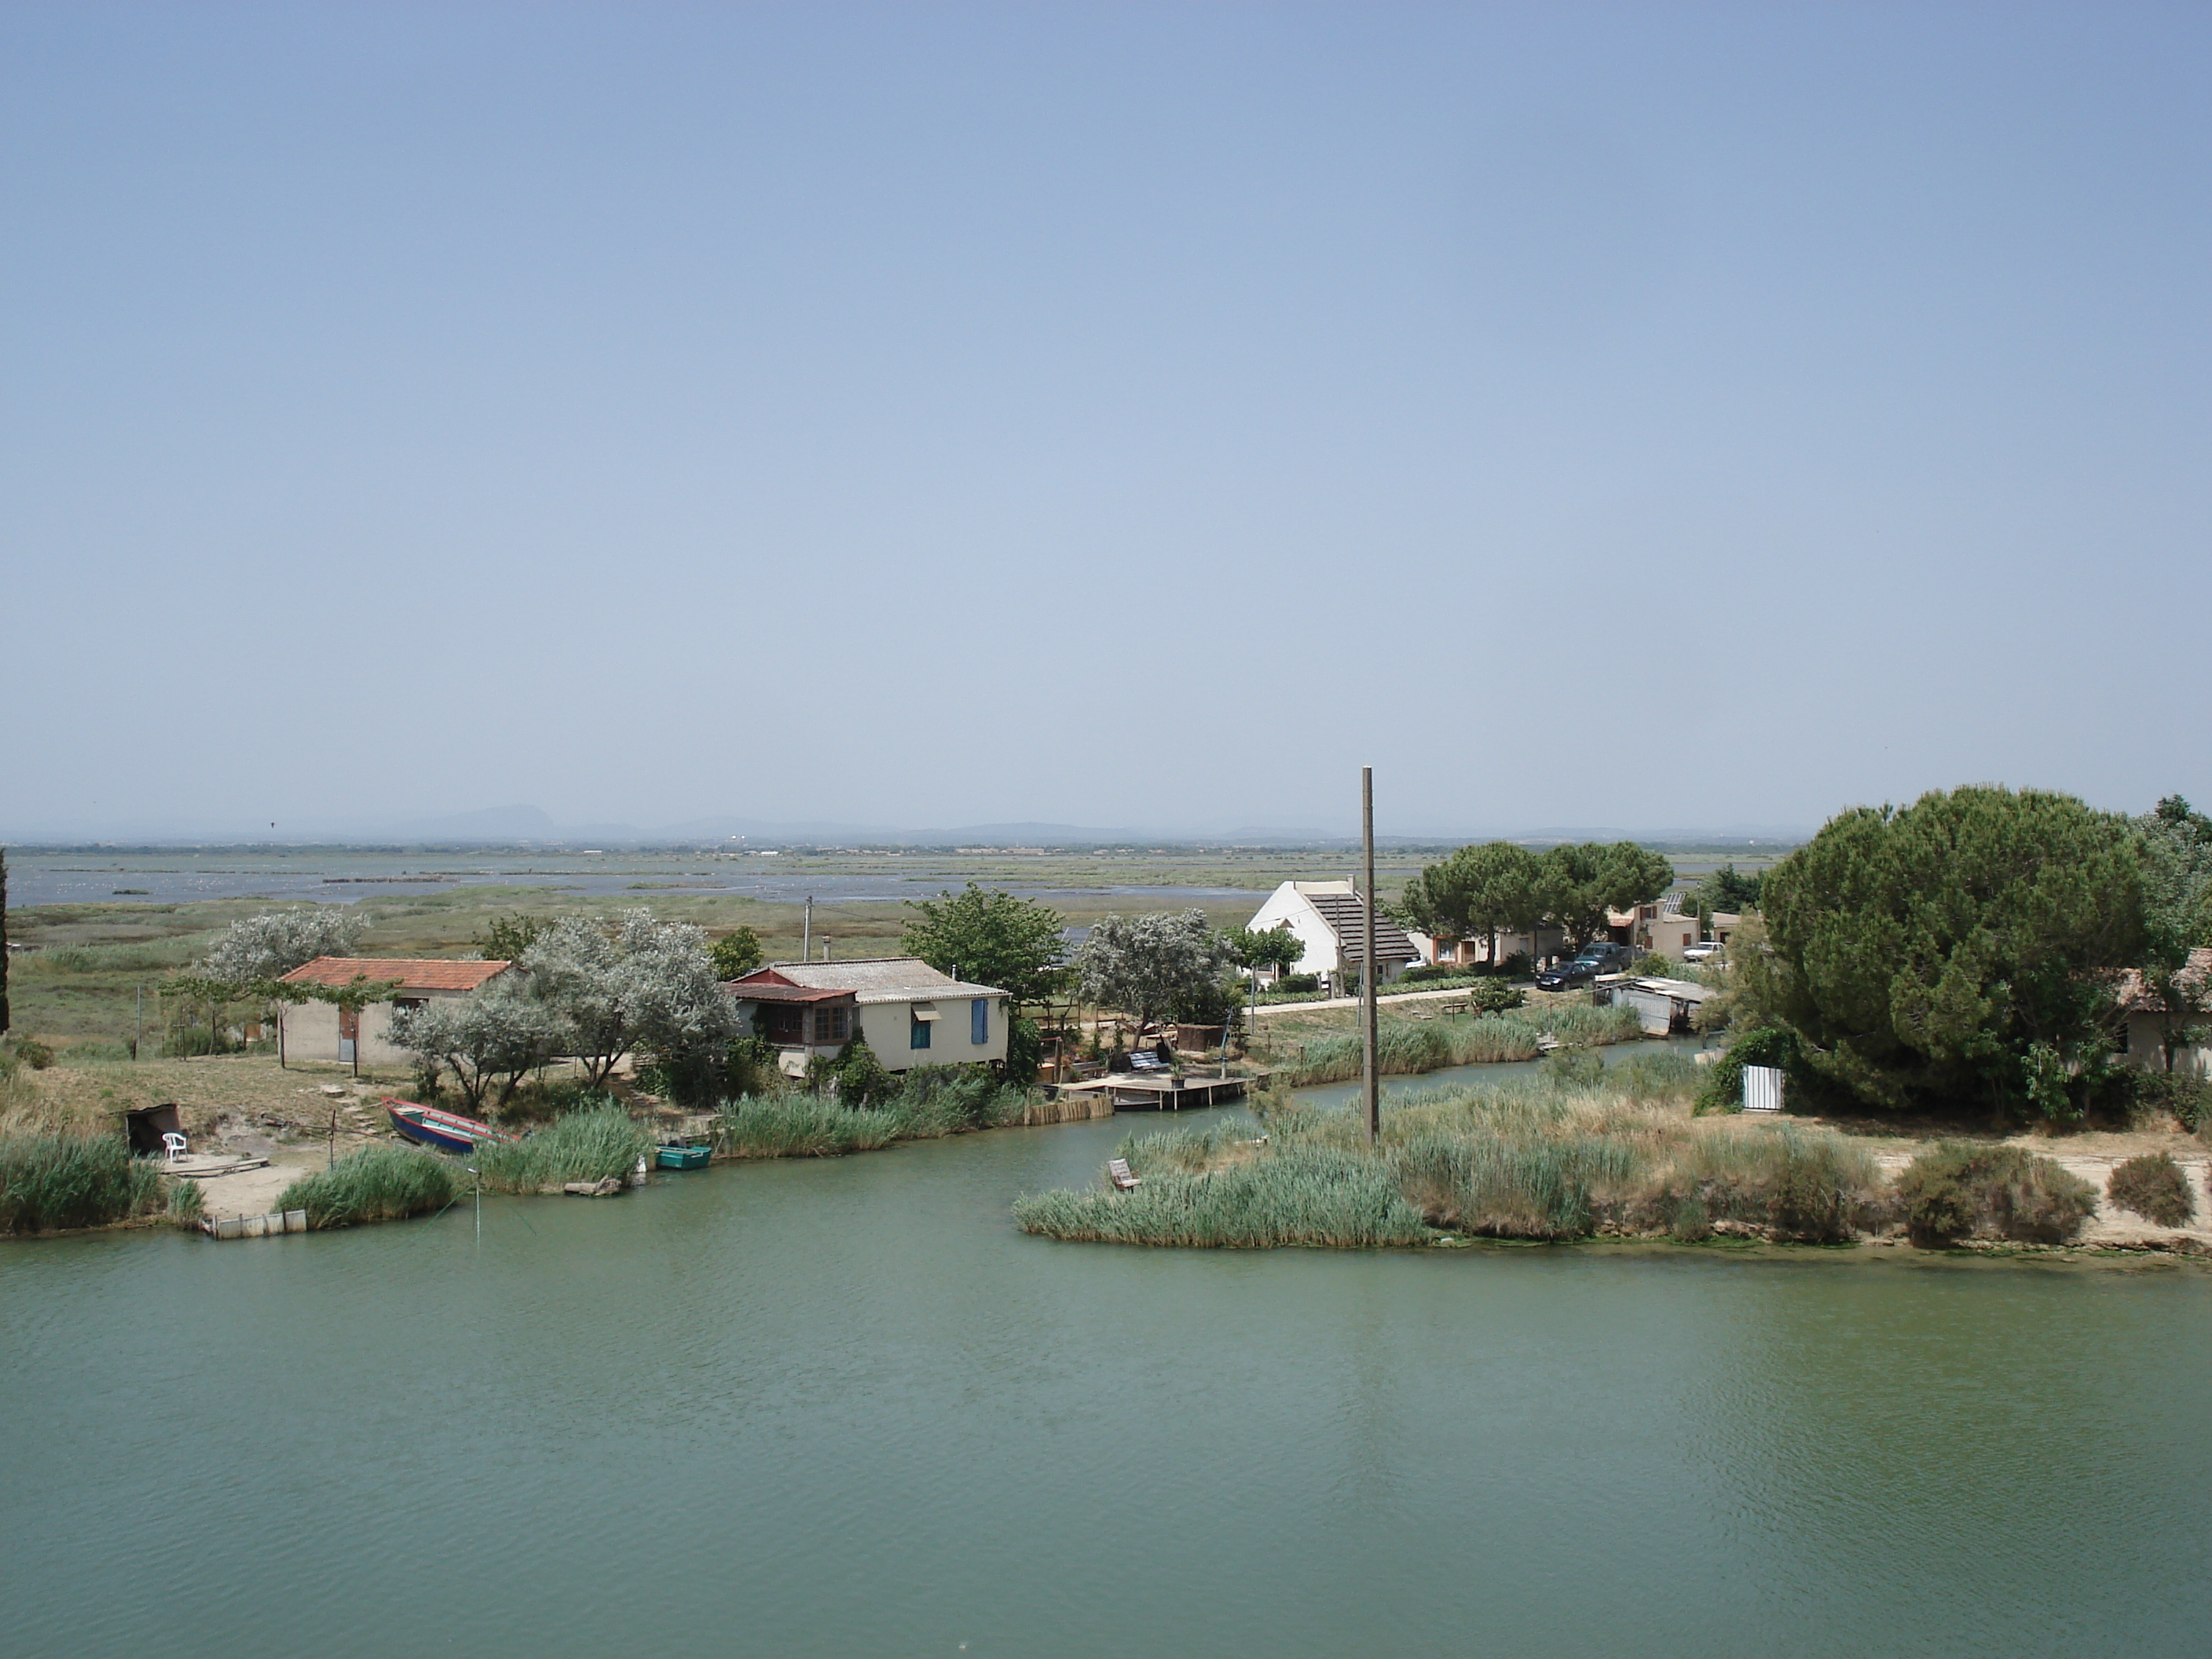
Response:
[[4, 3, 2207, 840]]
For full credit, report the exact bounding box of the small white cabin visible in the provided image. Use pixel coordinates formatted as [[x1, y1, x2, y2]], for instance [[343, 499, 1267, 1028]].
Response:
[[1244, 881, 1418, 991]]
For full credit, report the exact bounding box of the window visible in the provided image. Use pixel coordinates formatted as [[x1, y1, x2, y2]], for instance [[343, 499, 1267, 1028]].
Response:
[[910, 1011, 932, 1050], [811, 1006, 848, 1045], [971, 998, 989, 1045]]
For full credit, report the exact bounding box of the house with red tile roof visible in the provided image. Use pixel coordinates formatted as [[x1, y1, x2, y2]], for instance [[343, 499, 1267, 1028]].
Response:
[[276, 956, 514, 1068]]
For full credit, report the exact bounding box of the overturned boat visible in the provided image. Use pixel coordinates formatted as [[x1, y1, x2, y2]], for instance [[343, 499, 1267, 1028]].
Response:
[[383, 1098, 521, 1155]]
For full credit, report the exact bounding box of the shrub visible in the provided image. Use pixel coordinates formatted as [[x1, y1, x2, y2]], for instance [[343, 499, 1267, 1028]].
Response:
[[2126, 1069, 2211, 1132], [0, 1133, 165, 1232], [1464, 979, 1527, 1014], [471, 1102, 654, 1192], [1694, 1026, 1796, 1115], [12, 1038, 55, 1071], [2107, 1152, 2196, 1228], [1273, 973, 1320, 995], [1892, 1143, 2097, 1246], [1630, 954, 1675, 977], [279, 1143, 460, 1228], [808, 1034, 898, 1108], [1642, 1127, 1881, 1243]]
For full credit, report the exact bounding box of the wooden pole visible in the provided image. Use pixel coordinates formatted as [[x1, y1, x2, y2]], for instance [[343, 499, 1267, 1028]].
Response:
[[1361, 766, 1379, 1146]]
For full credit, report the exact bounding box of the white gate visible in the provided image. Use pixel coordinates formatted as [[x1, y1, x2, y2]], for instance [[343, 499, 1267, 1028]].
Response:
[[1742, 1064, 1784, 1113]]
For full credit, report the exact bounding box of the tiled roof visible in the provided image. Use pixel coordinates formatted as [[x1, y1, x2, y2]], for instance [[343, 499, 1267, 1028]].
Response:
[[725, 969, 855, 1005], [767, 957, 1008, 1003], [1302, 893, 1418, 965], [2115, 947, 2212, 1013], [280, 957, 512, 992]]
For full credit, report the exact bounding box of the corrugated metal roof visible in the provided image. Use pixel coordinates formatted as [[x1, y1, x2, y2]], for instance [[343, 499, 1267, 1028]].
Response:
[[280, 957, 511, 992]]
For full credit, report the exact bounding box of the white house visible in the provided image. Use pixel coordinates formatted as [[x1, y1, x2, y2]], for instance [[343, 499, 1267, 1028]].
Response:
[[2115, 947, 2212, 1079], [1244, 881, 1418, 990], [726, 958, 1009, 1078], [276, 956, 514, 1068]]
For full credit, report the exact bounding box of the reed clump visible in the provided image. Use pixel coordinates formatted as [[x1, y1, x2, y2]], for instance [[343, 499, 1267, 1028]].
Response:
[[2105, 1152, 2196, 1229], [277, 1142, 461, 1229], [472, 1102, 654, 1192], [1020, 1072, 1888, 1251], [0, 1133, 166, 1234], [712, 1067, 1033, 1160], [1013, 1147, 1429, 1249]]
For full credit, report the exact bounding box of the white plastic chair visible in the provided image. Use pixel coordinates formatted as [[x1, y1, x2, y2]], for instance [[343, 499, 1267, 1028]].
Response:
[[161, 1132, 189, 1163]]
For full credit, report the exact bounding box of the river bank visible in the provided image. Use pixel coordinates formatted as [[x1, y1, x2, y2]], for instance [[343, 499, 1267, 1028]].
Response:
[[1013, 1077, 2212, 1259]]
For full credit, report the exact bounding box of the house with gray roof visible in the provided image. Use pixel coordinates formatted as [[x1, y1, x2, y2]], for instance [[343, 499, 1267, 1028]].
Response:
[[725, 957, 1009, 1078], [1243, 880, 1418, 991]]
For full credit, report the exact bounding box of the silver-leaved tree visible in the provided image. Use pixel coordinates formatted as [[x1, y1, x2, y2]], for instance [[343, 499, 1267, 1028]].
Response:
[[1074, 910, 1233, 1040], [518, 909, 738, 1089], [200, 906, 368, 984]]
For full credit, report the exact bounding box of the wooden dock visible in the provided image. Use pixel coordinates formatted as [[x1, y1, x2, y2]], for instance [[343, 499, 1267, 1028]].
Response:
[[1050, 1072, 1261, 1112]]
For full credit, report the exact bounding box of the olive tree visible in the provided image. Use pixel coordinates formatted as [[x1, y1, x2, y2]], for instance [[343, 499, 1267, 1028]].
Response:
[[1075, 910, 1234, 1038], [388, 983, 566, 1114], [201, 906, 368, 984], [1750, 786, 2147, 1120], [520, 910, 739, 1090]]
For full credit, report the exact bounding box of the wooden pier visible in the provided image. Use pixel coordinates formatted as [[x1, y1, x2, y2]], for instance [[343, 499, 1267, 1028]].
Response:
[[1050, 1072, 1262, 1112]]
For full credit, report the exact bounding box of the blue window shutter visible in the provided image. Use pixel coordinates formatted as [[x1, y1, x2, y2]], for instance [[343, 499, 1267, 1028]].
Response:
[[910, 1013, 931, 1050], [972, 998, 988, 1045]]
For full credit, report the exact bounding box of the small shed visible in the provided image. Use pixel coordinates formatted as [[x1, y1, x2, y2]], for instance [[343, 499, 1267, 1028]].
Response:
[[1595, 975, 1712, 1035]]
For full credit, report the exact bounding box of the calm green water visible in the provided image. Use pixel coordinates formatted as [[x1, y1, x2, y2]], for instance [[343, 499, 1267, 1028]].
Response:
[[4, 1110, 2209, 1659]]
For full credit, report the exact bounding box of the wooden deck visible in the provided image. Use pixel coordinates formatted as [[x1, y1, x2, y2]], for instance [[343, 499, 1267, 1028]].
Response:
[[1050, 1072, 1262, 1111]]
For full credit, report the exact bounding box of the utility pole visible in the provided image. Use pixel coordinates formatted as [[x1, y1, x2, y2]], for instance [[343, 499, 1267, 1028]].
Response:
[[1361, 766, 1379, 1146], [802, 895, 812, 963]]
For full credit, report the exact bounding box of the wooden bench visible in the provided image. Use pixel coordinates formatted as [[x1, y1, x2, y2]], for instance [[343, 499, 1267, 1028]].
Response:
[[1108, 1157, 1142, 1191]]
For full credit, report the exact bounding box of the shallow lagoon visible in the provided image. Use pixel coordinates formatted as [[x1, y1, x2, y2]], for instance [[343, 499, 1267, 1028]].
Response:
[[3, 1108, 2208, 1659]]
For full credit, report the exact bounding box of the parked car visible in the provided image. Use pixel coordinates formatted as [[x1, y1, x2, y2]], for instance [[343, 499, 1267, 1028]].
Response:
[[1681, 940, 1724, 963], [1534, 943, 1632, 991]]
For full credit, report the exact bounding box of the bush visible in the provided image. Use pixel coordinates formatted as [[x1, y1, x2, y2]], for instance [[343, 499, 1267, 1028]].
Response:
[[1694, 1026, 1797, 1115], [1273, 973, 1320, 995], [11, 1038, 55, 1071], [0, 1133, 165, 1232], [1464, 979, 1527, 1014], [1630, 954, 1675, 977], [471, 1102, 653, 1192], [2126, 1069, 2211, 1131], [1396, 963, 1464, 985], [278, 1143, 460, 1228], [807, 1035, 897, 1108], [1892, 1143, 2097, 1246], [2107, 1152, 2196, 1227]]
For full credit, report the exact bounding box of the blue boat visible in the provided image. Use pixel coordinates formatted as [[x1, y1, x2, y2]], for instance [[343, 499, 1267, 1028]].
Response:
[[384, 1099, 520, 1156], [655, 1142, 712, 1170]]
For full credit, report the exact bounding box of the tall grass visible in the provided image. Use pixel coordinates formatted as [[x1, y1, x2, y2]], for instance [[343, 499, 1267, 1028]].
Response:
[[278, 1143, 460, 1229], [1013, 1147, 1429, 1248], [712, 1068, 1033, 1160], [0, 1133, 166, 1233], [716, 1095, 906, 1158], [1276, 1007, 1646, 1086], [472, 1103, 654, 1192], [1026, 1075, 1887, 1251]]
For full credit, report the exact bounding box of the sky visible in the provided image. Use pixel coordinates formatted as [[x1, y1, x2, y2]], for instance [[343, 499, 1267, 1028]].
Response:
[[3, 2, 2207, 841]]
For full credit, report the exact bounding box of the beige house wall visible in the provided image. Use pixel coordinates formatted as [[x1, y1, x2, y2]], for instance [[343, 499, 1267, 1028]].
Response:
[[2121, 1010, 2212, 1079], [278, 988, 474, 1068], [857, 994, 1007, 1072]]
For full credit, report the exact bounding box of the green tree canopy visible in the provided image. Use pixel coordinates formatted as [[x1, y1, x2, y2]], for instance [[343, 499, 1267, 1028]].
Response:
[[1536, 841, 1675, 947], [709, 926, 764, 981], [1691, 862, 1764, 918], [1397, 841, 1545, 962], [2133, 795, 2212, 1073], [1750, 785, 2147, 1119], [900, 883, 1068, 1011], [1225, 925, 1303, 975]]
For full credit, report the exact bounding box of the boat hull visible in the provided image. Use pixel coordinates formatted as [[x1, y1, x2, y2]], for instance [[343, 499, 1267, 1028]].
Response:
[[384, 1099, 519, 1155], [656, 1144, 712, 1170]]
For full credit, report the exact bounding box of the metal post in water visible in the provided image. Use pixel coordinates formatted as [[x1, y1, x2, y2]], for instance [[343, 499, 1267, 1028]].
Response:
[[1357, 776, 1380, 1141]]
